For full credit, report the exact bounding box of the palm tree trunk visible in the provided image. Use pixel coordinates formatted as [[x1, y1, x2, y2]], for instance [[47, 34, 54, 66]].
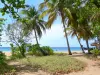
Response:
[[86, 40, 90, 53], [76, 34, 85, 53], [34, 29, 39, 45], [34, 29, 47, 56], [63, 24, 72, 55]]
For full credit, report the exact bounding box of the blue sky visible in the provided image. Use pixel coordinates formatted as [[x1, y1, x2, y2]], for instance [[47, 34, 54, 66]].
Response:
[[0, 0, 94, 47]]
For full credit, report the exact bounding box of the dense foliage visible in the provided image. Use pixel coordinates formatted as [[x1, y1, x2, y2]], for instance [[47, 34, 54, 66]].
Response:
[[28, 44, 54, 56], [10, 44, 25, 59], [1, 0, 100, 74], [10, 43, 54, 59], [91, 49, 100, 58], [0, 0, 25, 18], [0, 51, 6, 65], [41, 46, 54, 55], [3, 0, 100, 56]]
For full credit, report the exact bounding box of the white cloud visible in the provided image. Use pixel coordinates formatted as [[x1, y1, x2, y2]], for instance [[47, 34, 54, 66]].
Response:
[[39, 24, 80, 47]]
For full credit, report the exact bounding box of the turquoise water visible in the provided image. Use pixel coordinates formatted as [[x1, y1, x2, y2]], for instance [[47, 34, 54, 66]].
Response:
[[0, 47, 81, 52], [0, 47, 11, 52]]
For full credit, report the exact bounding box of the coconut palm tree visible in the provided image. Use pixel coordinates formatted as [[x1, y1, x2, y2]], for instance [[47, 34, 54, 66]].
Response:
[[66, 9, 93, 53], [78, 20, 93, 53], [66, 26, 85, 53], [20, 6, 47, 55], [21, 6, 46, 45], [39, 0, 73, 55]]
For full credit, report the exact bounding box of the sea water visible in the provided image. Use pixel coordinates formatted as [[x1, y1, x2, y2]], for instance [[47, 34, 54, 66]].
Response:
[[0, 47, 81, 52]]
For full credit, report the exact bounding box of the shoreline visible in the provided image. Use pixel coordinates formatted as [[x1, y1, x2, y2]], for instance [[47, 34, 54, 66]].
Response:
[[54, 50, 82, 53], [3, 50, 83, 56]]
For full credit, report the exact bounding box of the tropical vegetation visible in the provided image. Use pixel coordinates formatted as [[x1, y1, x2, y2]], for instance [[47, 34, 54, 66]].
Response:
[[0, 0, 100, 74]]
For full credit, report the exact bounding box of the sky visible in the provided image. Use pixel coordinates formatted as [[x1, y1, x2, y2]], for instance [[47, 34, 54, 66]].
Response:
[[0, 0, 94, 47]]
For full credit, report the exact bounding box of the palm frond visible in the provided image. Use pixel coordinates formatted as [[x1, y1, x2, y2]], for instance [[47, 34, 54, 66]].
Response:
[[39, 2, 46, 10], [46, 12, 57, 28], [39, 9, 50, 19], [38, 21, 46, 32], [64, 8, 74, 23], [35, 25, 42, 38], [46, 2, 53, 8], [20, 5, 46, 39]]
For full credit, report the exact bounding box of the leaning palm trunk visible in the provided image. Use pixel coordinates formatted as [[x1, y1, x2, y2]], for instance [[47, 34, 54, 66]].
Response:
[[63, 24, 72, 55], [34, 29, 39, 45], [86, 40, 90, 53], [34, 29, 47, 56], [76, 34, 85, 53]]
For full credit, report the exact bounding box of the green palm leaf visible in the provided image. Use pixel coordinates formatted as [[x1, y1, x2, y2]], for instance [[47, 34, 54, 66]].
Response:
[[39, 10, 50, 19], [46, 12, 57, 28]]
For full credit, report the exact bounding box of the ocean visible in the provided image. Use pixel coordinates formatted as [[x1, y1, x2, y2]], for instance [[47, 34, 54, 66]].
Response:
[[0, 47, 81, 52]]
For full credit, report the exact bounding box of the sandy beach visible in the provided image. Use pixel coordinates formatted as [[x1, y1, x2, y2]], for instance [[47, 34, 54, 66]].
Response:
[[54, 50, 82, 53], [3, 50, 83, 56], [3, 52, 12, 56]]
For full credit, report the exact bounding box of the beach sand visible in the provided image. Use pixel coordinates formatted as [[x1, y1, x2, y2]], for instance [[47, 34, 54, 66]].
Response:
[[54, 50, 82, 54], [4, 51, 82, 56], [55, 50, 89, 54], [4, 52, 11, 56]]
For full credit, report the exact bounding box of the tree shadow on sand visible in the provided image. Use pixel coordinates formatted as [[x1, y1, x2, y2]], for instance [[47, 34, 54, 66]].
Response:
[[12, 64, 40, 73], [7, 61, 42, 75], [69, 53, 84, 57]]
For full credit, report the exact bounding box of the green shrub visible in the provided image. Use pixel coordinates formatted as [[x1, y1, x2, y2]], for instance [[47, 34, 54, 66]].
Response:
[[10, 43, 15, 56], [90, 49, 100, 58], [30, 44, 43, 56], [19, 56, 86, 74], [0, 51, 16, 74], [41, 46, 54, 55], [28, 45, 54, 56], [0, 64, 16, 74], [10, 53, 23, 60], [10, 47, 24, 60], [10, 43, 27, 59], [0, 51, 6, 65]]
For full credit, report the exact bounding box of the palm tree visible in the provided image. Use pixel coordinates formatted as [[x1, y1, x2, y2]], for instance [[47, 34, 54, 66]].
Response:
[[90, 7, 100, 49], [76, 34, 85, 53], [39, 0, 73, 55], [78, 21, 93, 53], [73, 4, 94, 53], [21, 6, 46, 45], [66, 27, 85, 53], [20, 6, 47, 55], [66, 11, 93, 53]]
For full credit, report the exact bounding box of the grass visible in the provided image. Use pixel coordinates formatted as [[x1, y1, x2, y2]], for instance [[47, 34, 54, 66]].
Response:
[[19, 55, 86, 74], [0, 64, 16, 75], [84, 54, 100, 60], [54, 53, 68, 56]]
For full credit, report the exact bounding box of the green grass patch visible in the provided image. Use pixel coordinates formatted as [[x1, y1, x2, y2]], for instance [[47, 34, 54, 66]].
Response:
[[19, 55, 86, 74], [0, 64, 16, 75], [84, 54, 100, 60], [54, 53, 67, 56]]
